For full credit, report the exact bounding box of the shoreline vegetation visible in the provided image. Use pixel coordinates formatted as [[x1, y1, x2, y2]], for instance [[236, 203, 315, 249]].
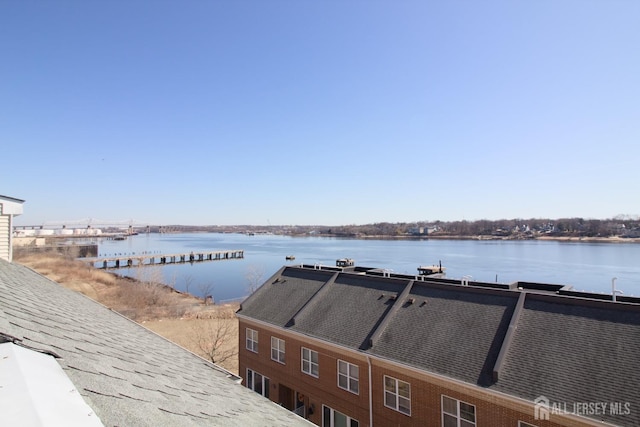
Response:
[[13, 252, 240, 374], [104, 216, 640, 243]]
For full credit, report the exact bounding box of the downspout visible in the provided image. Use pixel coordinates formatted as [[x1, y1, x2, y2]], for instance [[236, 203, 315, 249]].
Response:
[[367, 355, 373, 427]]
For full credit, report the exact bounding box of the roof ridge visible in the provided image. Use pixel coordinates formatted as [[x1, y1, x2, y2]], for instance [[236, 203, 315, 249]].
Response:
[[367, 279, 414, 349], [492, 291, 527, 383], [287, 270, 340, 327]]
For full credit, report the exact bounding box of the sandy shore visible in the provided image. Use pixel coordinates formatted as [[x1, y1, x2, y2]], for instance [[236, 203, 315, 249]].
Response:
[[423, 235, 640, 243], [535, 236, 640, 243]]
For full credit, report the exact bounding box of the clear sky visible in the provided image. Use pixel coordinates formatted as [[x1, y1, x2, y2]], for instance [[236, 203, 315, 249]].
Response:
[[2, 1, 639, 226]]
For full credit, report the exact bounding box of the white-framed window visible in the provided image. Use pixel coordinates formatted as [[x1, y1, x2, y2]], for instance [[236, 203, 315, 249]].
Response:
[[322, 405, 359, 427], [301, 347, 319, 377], [271, 336, 285, 364], [518, 423, 538, 427], [384, 375, 411, 415], [246, 328, 258, 353], [337, 360, 359, 394], [442, 395, 476, 427], [246, 368, 269, 398]]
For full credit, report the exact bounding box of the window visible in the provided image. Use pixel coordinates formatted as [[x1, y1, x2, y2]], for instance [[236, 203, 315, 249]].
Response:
[[518, 423, 538, 427], [246, 328, 258, 353], [384, 375, 411, 415], [246, 369, 270, 398], [442, 395, 476, 427], [301, 347, 319, 377], [294, 391, 306, 417], [337, 360, 359, 394], [271, 336, 285, 364], [323, 405, 359, 427]]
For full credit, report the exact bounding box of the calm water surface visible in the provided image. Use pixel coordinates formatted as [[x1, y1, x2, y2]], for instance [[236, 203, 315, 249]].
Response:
[[98, 233, 640, 302]]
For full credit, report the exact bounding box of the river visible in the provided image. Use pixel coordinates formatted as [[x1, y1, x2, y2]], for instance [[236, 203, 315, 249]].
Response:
[[97, 233, 640, 302]]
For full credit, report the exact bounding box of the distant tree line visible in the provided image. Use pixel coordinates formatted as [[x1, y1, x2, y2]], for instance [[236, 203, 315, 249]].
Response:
[[142, 216, 640, 240], [308, 216, 640, 239]]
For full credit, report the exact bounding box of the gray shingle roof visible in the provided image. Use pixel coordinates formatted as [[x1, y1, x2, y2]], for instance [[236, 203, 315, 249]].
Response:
[[491, 294, 640, 426], [238, 265, 640, 426], [240, 267, 335, 327], [291, 274, 409, 349], [0, 259, 311, 426], [371, 284, 518, 386]]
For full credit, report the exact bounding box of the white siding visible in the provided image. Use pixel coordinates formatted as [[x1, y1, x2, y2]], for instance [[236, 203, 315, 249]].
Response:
[[0, 214, 9, 261]]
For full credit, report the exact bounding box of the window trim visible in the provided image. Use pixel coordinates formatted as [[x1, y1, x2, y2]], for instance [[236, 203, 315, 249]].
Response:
[[246, 328, 258, 353], [270, 336, 286, 364], [383, 375, 411, 416], [518, 422, 538, 427], [246, 368, 270, 398], [301, 347, 319, 378], [337, 359, 359, 395], [322, 404, 359, 427], [441, 394, 476, 427]]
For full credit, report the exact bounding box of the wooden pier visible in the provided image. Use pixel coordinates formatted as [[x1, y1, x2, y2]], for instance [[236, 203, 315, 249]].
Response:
[[83, 250, 244, 269]]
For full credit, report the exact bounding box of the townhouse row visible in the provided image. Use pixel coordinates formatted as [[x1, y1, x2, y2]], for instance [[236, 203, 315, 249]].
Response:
[[236, 263, 638, 426]]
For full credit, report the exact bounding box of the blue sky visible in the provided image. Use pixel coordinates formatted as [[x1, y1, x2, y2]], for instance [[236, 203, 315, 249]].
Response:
[[2, 1, 639, 226]]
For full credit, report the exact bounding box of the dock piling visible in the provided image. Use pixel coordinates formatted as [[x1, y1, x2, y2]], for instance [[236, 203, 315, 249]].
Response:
[[83, 250, 244, 269]]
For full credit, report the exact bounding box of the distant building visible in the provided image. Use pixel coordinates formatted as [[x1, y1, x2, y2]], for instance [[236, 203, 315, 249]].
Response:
[[408, 225, 439, 236], [408, 226, 425, 235], [0, 194, 24, 261], [237, 263, 640, 427]]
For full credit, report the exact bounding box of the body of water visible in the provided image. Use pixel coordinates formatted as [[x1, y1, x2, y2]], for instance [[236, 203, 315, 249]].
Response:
[[97, 233, 640, 302]]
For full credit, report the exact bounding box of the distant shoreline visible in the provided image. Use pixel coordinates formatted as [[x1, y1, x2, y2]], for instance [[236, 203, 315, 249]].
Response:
[[19, 230, 639, 245], [322, 234, 640, 244], [530, 236, 640, 243]]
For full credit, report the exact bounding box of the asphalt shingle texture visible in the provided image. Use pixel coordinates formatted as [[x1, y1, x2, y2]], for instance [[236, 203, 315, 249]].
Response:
[[491, 295, 640, 426], [291, 274, 407, 349], [238, 267, 335, 327], [0, 259, 311, 426], [370, 284, 518, 386]]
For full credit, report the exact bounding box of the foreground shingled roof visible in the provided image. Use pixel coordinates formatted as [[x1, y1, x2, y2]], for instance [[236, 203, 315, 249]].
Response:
[[238, 264, 640, 426], [0, 259, 311, 426]]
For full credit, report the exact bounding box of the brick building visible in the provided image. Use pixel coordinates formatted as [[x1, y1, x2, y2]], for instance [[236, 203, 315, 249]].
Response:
[[236, 263, 640, 427]]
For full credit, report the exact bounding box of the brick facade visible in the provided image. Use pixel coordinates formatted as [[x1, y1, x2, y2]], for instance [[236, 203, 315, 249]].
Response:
[[239, 319, 598, 427]]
